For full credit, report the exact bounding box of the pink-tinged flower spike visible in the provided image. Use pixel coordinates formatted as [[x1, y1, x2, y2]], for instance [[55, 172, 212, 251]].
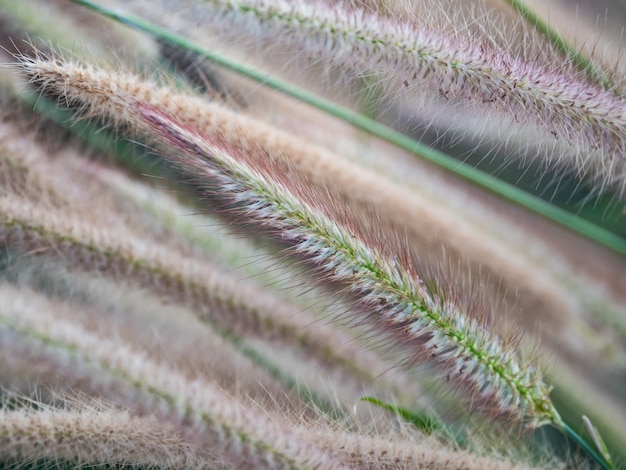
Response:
[[16, 49, 561, 428], [138, 102, 561, 429], [175, 0, 626, 194]]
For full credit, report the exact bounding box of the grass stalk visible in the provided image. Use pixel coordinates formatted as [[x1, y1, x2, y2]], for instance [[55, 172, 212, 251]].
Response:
[[562, 423, 612, 470]]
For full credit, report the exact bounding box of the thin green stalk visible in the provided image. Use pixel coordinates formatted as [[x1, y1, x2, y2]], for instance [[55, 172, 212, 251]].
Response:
[[67, 0, 626, 257], [562, 423, 612, 470], [504, 0, 618, 95], [360, 396, 465, 447]]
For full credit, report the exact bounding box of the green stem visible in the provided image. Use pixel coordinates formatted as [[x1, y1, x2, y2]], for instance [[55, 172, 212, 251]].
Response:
[[561, 422, 612, 470], [503, 0, 619, 95], [67, 0, 626, 258]]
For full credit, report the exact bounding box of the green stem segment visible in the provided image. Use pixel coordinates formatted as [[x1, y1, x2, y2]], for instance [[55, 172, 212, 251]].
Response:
[[68, 0, 626, 257], [503, 0, 618, 95], [562, 423, 613, 470]]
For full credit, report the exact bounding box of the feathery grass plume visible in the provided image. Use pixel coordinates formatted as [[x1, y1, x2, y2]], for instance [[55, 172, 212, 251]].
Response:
[[15, 52, 562, 430], [0, 105, 418, 410], [0, 284, 347, 469], [8, 260, 307, 409], [0, 401, 214, 469], [143, 104, 561, 428], [103, 0, 626, 196], [133, 105, 617, 468], [7, 45, 583, 345], [33, 3, 626, 407], [0, 194, 387, 389]]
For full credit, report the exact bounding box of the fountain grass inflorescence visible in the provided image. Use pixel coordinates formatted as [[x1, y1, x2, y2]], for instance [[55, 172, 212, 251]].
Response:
[[1, 0, 624, 469], [17, 50, 561, 428]]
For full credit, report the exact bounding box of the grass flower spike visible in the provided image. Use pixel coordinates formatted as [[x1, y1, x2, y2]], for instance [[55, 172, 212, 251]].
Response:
[[140, 103, 561, 428], [127, 0, 626, 195], [17, 52, 561, 430], [0, 285, 347, 469], [3, 1, 625, 468], [1, 405, 211, 469]]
